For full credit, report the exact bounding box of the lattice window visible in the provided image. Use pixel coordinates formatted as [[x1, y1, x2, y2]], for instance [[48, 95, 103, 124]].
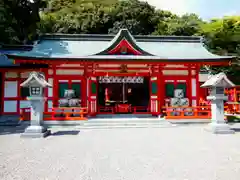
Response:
[[21, 87, 30, 98], [165, 83, 174, 98], [58, 83, 69, 98]]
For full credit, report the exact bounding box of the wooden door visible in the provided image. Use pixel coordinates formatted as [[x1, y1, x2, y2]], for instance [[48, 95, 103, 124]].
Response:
[[88, 77, 97, 115], [150, 76, 159, 115]]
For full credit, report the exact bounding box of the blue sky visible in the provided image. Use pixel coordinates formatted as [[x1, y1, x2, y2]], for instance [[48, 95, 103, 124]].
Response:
[[146, 0, 240, 20]]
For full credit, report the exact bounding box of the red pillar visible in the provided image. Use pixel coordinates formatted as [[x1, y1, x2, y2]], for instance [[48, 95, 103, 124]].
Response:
[[16, 72, 21, 114], [188, 65, 192, 106], [43, 68, 48, 112], [52, 65, 57, 107], [158, 65, 164, 113], [83, 64, 88, 107], [0, 71, 5, 115], [196, 65, 200, 106]]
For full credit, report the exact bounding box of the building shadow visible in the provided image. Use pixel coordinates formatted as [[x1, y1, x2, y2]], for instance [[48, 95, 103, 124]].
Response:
[[231, 128, 240, 132], [0, 125, 27, 135], [51, 130, 80, 136]]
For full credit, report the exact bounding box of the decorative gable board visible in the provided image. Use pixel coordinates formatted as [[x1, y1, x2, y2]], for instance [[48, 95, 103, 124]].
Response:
[[95, 29, 152, 56]]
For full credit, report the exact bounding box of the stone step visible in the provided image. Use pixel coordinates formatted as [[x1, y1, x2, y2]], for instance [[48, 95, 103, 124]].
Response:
[[82, 121, 171, 127], [0, 115, 20, 126], [77, 124, 176, 129], [42, 118, 174, 129], [95, 114, 153, 118]]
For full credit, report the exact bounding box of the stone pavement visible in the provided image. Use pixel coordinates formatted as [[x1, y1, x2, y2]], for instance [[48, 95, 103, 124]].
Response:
[[0, 125, 240, 180]]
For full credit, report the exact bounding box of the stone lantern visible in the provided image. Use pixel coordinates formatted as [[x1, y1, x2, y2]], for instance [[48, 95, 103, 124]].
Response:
[[201, 72, 235, 134], [20, 72, 52, 138]]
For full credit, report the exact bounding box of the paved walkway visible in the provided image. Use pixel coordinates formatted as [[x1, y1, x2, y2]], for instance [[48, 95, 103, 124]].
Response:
[[0, 125, 240, 180]]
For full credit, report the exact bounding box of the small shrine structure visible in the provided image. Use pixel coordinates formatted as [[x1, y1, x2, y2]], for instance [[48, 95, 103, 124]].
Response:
[[201, 72, 235, 134], [0, 29, 235, 119]]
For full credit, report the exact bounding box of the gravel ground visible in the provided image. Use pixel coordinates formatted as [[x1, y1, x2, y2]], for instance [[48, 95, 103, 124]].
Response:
[[0, 125, 240, 180]]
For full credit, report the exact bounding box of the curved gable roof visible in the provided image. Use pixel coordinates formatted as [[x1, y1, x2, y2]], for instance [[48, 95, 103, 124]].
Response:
[[95, 29, 153, 56], [5, 29, 235, 62]]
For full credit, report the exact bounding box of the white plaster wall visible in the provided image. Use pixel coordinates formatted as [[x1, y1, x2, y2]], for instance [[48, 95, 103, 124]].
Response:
[[58, 64, 81, 67], [4, 81, 18, 97], [128, 70, 149, 73], [56, 69, 83, 75], [20, 100, 30, 108], [4, 101, 17, 112], [191, 70, 196, 75], [5, 72, 18, 78], [177, 80, 186, 82], [48, 101, 53, 112], [59, 80, 69, 82], [127, 64, 147, 68], [191, 78, 197, 97], [192, 100, 197, 106], [72, 80, 81, 82], [163, 70, 188, 75], [165, 64, 186, 68], [199, 73, 209, 82], [98, 64, 120, 68], [151, 77, 157, 81], [48, 69, 53, 75], [96, 70, 119, 72], [165, 80, 174, 82], [20, 72, 30, 78], [48, 78, 53, 97]]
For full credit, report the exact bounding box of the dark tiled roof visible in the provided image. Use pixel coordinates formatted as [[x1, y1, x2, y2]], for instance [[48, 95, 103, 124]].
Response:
[[40, 32, 201, 43], [0, 44, 33, 67], [5, 29, 235, 62]]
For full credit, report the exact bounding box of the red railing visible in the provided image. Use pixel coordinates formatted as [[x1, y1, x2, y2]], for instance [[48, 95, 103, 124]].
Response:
[[131, 106, 150, 114], [98, 105, 150, 114], [20, 107, 88, 121], [225, 88, 240, 114], [47, 107, 88, 121], [162, 106, 211, 119], [20, 108, 31, 121], [98, 106, 115, 114]]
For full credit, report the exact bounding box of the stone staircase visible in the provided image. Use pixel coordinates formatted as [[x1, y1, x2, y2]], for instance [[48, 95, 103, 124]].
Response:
[[77, 118, 174, 129], [43, 114, 175, 129], [0, 115, 21, 126]]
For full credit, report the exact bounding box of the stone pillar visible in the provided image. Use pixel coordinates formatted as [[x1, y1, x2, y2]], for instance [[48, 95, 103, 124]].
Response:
[[211, 99, 225, 123], [207, 96, 234, 134], [201, 72, 235, 134], [20, 72, 52, 138], [21, 97, 50, 138]]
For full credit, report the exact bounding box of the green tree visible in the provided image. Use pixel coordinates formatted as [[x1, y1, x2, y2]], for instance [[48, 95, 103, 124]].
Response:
[[200, 16, 240, 56], [46, 0, 76, 12], [154, 13, 204, 36], [108, 0, 157, 35], [38, 0, 117, 34], [0, 1, 17, 44], [152, 10, 177, 35], [199, 16, 240, 84], [1, 0, 42, 44]]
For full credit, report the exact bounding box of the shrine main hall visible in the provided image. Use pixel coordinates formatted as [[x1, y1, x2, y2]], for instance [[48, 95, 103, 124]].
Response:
[[0, 29, 235, 118]]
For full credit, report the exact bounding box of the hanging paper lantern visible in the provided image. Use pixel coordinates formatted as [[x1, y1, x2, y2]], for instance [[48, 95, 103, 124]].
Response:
[[105, 88, 109, 102]]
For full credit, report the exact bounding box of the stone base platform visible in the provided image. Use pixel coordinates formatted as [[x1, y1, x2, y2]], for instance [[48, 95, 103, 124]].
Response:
[[21, 125, 51, 138], [205, 123, 235, 134]]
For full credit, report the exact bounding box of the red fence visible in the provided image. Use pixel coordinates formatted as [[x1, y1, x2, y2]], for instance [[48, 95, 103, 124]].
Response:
[[98, 105, 150, 114], [162, 106, 211, 119], [20, 107, 88, 121]]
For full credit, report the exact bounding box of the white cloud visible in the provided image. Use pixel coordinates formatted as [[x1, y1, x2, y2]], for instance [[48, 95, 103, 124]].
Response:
[[223, 10, 240, 17], [145, 0, 195, 15]]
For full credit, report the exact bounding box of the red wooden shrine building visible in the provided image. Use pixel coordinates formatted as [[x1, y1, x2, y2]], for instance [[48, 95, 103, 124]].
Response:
[[1, 29, 235, 117]]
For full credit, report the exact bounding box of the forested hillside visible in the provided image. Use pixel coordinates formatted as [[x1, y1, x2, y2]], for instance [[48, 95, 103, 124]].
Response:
[[1, 0, 240, 74]]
